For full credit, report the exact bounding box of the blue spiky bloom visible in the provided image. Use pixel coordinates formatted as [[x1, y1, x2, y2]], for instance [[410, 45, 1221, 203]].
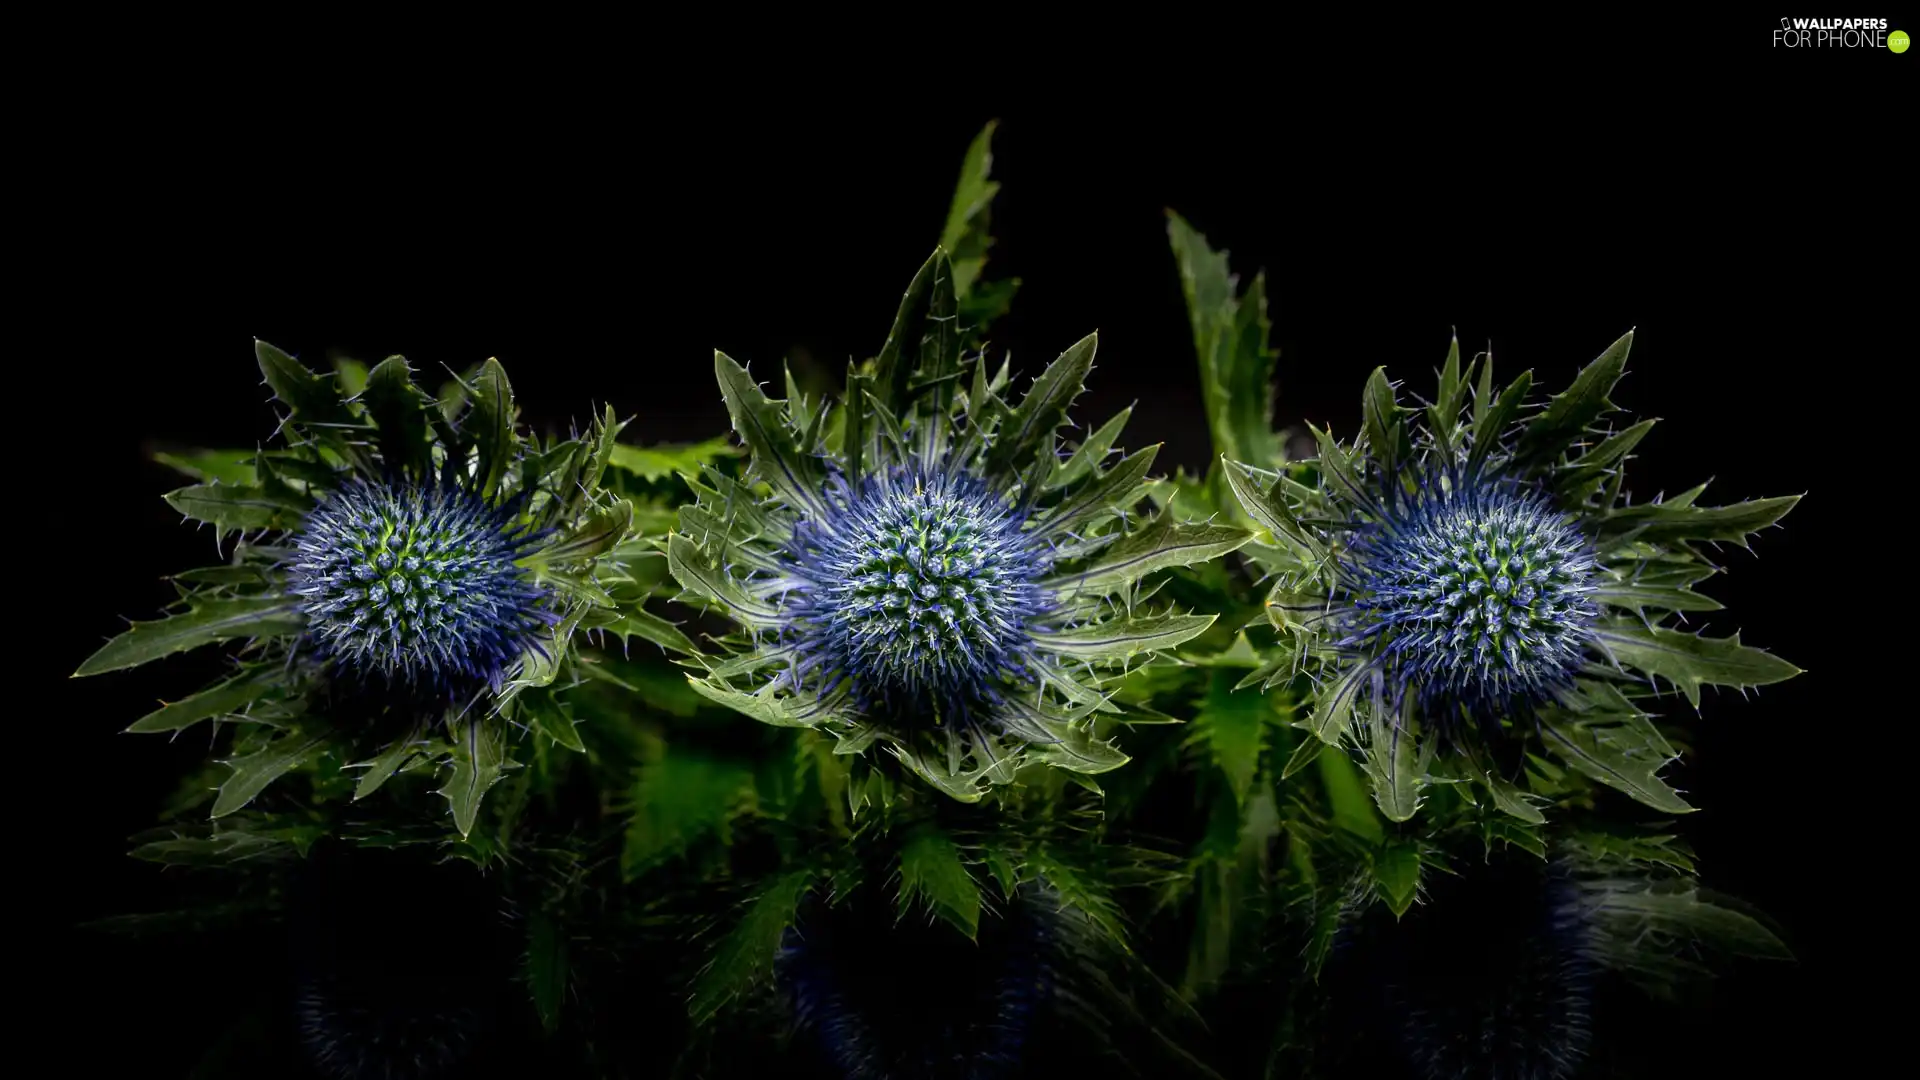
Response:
[[660, 159, 1174, 800], [288, 478, 557, 700], [674, 250, 1248, 799], [779, 463, 1054, 732], [1338, 468, 1599, 739], [1225, 332, 1800, 820], [79, 341, 642, 834]]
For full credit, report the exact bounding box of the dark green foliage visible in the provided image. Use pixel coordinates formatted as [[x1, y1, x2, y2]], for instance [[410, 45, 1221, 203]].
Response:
[[88, 125, 1797, 1079]]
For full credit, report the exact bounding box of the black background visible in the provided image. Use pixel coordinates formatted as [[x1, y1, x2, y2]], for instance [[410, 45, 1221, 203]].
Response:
[[42, 32, 1899, 1077]]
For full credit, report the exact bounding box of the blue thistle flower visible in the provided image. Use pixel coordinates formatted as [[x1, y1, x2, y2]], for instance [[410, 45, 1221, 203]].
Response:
[[674, 250, 1250, 799], [1225, 333, 1800, 820], [1337, 468, 1600, 742], [78, 342, 642, 834], [288, 478, 557, 702], [780, 463, 1053, 734]]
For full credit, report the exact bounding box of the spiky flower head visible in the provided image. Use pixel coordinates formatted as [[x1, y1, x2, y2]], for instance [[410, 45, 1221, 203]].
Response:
[[1226, 332, 1800, 822], [1342, 471, 1600, 731], [77, 342, 646, 835], [289, 478, 557, 700], [784, 463, 1052, 725], [673, 250, 1251, 800]]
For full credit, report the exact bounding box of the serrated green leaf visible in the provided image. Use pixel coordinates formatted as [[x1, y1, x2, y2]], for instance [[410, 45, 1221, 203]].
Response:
[[1045, 517, 1251, 597], [1279, 734, 1322, 780], [1028, 849, 1130, 951], [986, 333, 1096, 476], [1220, 459, 1324, 561], [1428, 334, 1465, 454], [1197, 669, 1270, 807], [888, 741, 997, 803], [1569, 829, 1697, 873], [126, 669, 279, 733], [1374, 843, 1421, 918], [871, 250, 949, 413], [1541, 713, 1693, 814], [1306, 664, 1367, 745], [1034, 443, 1158, 539], [1593, 581, 1723, 613], [898, 825, 982, 938], [1587, 883, 1792, 992], [1599, 495, 1801, 548], [360, 355, 433, 475], [164, 481, 309, 533], [1224, 271, 1279, 465], [1033, 612, 1215, 660], [256, 339, 358, 439], [1482, 817, 1550, 860], [130, 822, 323, 867], [687, 677, 845, 730], [1469, 369, 1533, 471], [1555, 418, 1656, 500], [494, 604, 587, 703], [666, 533, 780, 630], [1593, 621, 1801, 707], [713, 350, 825, 516], [170, 566, 273, 587], [688, 868, 815, 1024], [584, 605, 698, 656], [154, 449, 257, 486], [1481, 769, 1549, 824], [212, 730, 326, 817], [1310, 424, 1371, 511], [623, 747, 757, 878], [1361, 366, 1405, 474], [1318, 744, 1385, 844], [468, 358, 518, 498], [521, 693, 585, 753], [940, 121, 1002, 302], [351, 733, 420, 801], [1052, 408, 1132, 490], [575, 405, 623, 502], [984, 846, 1019, 899], [440, 720, 508, 837], [1362, 698, 1427, 823], [76, 597, 303, 676], [1167, 212, 1277, 468], [1518, 330, 1632, 467], [536, 499, 632, 565], [1027, 716, 1130, 775]]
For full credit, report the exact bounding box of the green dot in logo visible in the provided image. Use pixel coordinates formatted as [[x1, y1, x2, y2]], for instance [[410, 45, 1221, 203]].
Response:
[[1893, 29, 1911, 53]]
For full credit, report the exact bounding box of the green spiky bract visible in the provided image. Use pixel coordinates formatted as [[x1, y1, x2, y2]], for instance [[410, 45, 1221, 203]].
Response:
[[74, 342, 677, 835], [81, 127, 1804, 1080], [670, 249, 1251, 802], [1223, 332, 1801, 823]]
